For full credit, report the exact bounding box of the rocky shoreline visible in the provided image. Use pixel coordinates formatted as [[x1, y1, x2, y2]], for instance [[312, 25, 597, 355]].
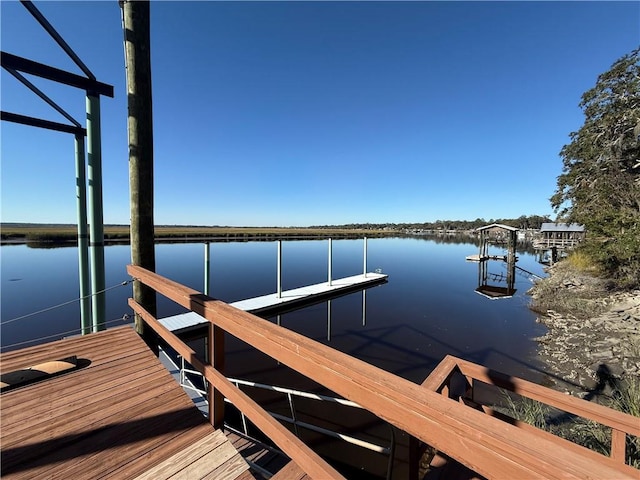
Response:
[[529, 262, 640, 397]]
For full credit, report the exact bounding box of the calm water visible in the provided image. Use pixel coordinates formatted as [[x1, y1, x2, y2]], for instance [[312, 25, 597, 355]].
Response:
[[0, 236, 548, 478]]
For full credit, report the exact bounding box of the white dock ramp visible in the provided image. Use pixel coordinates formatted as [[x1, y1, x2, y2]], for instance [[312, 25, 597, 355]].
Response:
[[160, 271, 388, 333]]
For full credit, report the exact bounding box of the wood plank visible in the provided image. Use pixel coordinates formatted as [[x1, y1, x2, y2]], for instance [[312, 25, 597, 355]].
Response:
[[102, 422, 215, 479], [421, 354, 459, 392], [0, 327, 139, 371], [2, 389, 190, 478], [134, 430, 228, 480], [26, 399, 208, 480], [270, 461, 308, 480], [1, 365, 171, 447], [170, 439, 241, 480], [200, 453, 251, 480], [234, 471, 260, 480], [1, 350, 162, 414], [0, 326, 247, 480]]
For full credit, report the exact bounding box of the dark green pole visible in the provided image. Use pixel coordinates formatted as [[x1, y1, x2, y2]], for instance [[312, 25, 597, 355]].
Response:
[[74, 133, 91, 334], [86, 93, 106, 332], [122, 0, 157, 349]]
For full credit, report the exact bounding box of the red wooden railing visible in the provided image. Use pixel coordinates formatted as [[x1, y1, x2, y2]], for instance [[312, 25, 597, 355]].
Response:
[[128, 265, 639, 479]]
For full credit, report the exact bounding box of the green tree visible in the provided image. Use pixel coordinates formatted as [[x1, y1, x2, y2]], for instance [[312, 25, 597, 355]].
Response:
[[551, 48, 640, 286]]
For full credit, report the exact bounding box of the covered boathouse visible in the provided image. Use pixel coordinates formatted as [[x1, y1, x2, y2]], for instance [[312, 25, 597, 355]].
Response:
[[537, 223, 586, 248]]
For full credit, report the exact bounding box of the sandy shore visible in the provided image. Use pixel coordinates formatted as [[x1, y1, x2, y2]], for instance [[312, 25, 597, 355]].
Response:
[[529, 263, 640, 397]]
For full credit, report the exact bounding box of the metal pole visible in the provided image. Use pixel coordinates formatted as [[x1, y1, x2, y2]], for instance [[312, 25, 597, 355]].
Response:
[[204, 242, 210, 296], [328, 238, 333, 286], [363, 236, 368, 277], [362, 289, 367, 327], [86, 93, 105, 332], [327, 299, 332, 341], [277, 240, 282, 298], [74, 134, 91, 334]]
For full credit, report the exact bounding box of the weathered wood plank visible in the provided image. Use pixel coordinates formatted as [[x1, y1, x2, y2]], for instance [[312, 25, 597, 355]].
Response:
[[1, 365, 172, 448], [200, 454, 252, 480], [134, 430, 228, 480], [171, 439, 241, 480], [270, 461, 308, 480]]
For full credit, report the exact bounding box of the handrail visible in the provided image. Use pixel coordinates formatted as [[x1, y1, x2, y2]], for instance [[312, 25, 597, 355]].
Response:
[[128, 264, 639, 479], [174, 357, 395, 478], [128, 297, 344, 479], [422, 354, 640, 466]]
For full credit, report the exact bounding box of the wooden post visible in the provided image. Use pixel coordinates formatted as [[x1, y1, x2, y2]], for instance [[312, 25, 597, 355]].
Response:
[[208, 323, 225, 429], [122, 0, 157, 353]]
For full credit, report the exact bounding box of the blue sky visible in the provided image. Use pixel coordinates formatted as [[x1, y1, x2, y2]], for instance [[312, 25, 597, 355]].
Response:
[[1, 1, 638, 227]]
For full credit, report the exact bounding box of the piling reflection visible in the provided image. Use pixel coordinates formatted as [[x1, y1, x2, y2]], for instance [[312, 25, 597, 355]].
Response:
[[475, 256, 517, 299]]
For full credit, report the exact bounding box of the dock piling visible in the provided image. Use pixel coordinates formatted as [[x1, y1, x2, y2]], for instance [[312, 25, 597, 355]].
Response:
[[277, 240, 282, 298], [328, 238, 333, 286]]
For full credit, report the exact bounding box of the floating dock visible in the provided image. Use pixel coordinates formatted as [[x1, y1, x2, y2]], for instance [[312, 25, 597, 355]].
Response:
[[160, 272, 388, 334]]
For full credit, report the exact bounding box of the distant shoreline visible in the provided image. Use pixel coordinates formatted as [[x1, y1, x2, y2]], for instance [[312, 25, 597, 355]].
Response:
[[0, 224, 400, 246]]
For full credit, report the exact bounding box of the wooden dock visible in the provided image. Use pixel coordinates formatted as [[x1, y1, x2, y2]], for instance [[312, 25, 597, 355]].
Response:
[[0, 327, 254, 480], [160, 272, 387, 333]]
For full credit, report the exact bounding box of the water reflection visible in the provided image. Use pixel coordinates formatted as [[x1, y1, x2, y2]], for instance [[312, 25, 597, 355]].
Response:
[[475, 257, 517, 299]]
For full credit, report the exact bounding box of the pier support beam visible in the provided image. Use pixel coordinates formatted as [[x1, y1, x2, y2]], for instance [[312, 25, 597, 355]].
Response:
[[123, 0, 157, 351], [86, 93, 106, 332], [74, 133, 91, 334]]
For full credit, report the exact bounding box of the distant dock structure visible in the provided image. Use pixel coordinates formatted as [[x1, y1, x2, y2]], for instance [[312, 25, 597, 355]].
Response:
[[466, 223, 518, 263], [533, 223, 585, 264], [534, 223, 585, 249]]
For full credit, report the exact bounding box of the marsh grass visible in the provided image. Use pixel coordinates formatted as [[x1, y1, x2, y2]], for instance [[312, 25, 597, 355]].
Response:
[[566, 250, 600, 274], [501, 392, 551, 430], [1, 224, 394, 244]]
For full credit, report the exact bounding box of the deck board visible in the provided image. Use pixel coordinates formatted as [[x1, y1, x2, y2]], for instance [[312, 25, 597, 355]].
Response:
[[0, 326, 251, 480]]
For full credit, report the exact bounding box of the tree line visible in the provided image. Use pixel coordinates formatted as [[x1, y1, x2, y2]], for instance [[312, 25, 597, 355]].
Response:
[[310, 215, 552, 232]]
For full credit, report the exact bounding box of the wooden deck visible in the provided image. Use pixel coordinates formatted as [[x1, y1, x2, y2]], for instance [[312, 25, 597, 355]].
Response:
[[0, 327, 253, 480]]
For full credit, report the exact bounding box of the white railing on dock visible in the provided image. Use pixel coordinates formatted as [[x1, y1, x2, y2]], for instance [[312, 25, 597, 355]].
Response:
[[175, 354, 395, 479]]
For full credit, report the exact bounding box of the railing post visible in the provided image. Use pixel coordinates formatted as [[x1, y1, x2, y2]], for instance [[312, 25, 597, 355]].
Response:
[[328, 238, 333, 286], [208, 322, 225, 429], [363, 236, 368, 278], [277, 240, 282, 298], [327, 298, 332, 341], [611, 429, 626, 463], [204, 242, 211, 296]]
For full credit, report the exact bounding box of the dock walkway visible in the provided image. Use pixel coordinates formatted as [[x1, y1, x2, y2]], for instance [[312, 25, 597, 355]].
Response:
[[161, 272, 387, 333]]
